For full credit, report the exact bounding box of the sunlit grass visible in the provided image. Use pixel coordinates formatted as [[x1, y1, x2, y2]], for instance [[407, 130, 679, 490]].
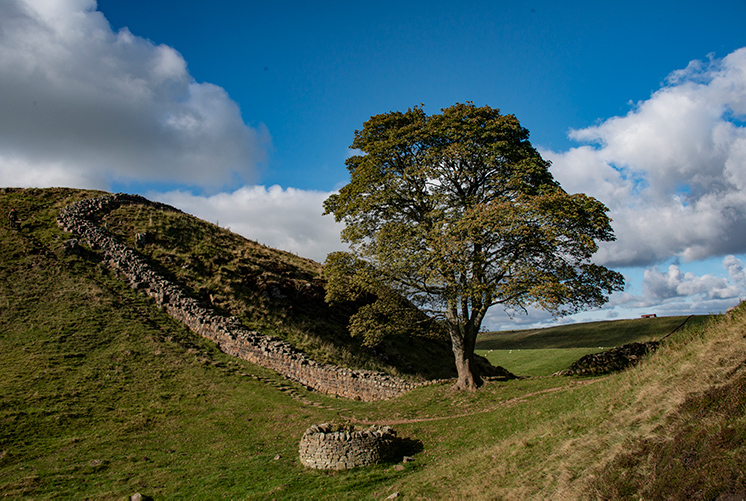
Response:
[[477, 315, 714, 350], [476, 348, 604, 377], [105, 203, 461, 381], [385, 311, 742, 499]]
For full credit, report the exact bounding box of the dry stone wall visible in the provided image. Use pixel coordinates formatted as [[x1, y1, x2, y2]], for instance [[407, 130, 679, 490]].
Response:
[[298, 423, 398, 470], [58, 193, 417, 401]]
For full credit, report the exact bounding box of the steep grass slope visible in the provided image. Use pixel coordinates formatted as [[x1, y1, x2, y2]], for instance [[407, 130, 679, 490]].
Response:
[[385, 307, 746, 499], [0, 188, 414, 498], [590, 308, 746, 499], [1, 187, 488, 381], [100, 194, 494, 380]]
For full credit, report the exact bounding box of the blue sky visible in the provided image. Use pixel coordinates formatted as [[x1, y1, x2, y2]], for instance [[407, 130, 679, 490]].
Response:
[[98, 0, 746, 190], [2, 0, 746, 329]]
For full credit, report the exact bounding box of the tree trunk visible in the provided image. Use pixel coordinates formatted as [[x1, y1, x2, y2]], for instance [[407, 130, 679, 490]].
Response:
[[448, 321, 483, 390]]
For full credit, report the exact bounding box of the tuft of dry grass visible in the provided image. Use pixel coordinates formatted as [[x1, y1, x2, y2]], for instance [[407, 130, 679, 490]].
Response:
[[382, 308, 745, 499], [531, 310, 743, 499], [585, 307, 746, 499]]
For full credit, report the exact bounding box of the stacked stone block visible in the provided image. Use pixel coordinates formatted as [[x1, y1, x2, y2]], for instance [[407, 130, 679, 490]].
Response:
[[298, 423, 397, 470]]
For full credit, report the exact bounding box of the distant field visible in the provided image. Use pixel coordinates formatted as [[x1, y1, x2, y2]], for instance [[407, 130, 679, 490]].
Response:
[[476, 348, 603, 377], [476, 315, 714, 350], [476, 315, 715, 376]]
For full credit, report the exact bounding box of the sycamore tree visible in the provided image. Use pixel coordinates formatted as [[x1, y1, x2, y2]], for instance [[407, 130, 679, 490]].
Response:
[[323, 103, 624, 390]]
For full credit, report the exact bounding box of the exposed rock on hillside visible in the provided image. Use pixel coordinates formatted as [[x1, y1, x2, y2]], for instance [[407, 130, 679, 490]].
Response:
[[557, 341, 660, 376]]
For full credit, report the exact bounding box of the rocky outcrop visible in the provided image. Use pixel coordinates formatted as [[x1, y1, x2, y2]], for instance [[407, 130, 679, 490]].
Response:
[[298, 423, 398, 470], [57, 193, 418, 401], [557, 341, 660, 377]]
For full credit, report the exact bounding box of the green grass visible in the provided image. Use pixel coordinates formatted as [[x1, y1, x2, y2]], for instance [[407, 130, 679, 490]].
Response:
[[2, 188, 745, 499], [476, 348, 604, 377], [476, 315, 713, 350], [380, 310, 745, 499], [103, 202, 463, 381], [475, 316, 714, 377], [0, 189, 413, 499]]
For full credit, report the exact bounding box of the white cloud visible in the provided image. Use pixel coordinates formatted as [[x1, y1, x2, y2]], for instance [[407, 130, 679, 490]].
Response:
[[642, 264, 740, 301], [725, 254, 746, 289], [546, 47, 746, 268], [483, 304, 558, 332], [150, 185, 347, 263], [483, 256, 746, 331], [0, 0, 269, 190], [609, 255, 745, 315]]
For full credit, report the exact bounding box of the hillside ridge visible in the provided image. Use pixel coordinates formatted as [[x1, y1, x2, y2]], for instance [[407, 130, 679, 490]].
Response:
[[57, 192, 421, 400]]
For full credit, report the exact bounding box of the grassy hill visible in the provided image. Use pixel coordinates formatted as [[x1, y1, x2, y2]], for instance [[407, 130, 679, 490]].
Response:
[[0, 187, 487, 382], [105, 192, 507, 380], [2, 187, 745, 499], [477, 315, 713, 350], [476, 315, 715, 377]]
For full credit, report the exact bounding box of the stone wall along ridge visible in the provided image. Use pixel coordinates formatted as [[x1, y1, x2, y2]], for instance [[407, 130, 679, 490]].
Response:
[[57, 193, 418, 401]]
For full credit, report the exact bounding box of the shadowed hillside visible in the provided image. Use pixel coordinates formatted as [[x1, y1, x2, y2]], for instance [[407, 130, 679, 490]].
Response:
[[1, 188, 501, 383]]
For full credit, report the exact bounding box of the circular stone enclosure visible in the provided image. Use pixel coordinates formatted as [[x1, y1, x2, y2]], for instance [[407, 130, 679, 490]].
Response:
[[298, 423, 398, 470]]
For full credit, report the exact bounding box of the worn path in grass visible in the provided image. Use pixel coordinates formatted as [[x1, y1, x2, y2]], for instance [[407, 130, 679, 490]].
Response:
[[341, 376, 607, 425]]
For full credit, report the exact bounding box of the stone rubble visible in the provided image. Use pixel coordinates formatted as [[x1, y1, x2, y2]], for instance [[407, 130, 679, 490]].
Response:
[[556, 341, 660, 377]]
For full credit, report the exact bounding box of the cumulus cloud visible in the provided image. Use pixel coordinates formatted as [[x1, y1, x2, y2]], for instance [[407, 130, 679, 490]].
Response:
[[724, 254, 746, 290], [483, 255, 746, 331], [0, 0, 268, 190], [642, 264, 741, 301], [483, 305, 561, 331], [545, 47, 746, 268], [609, 255, 745, 316], [151, 185, 347, 263]]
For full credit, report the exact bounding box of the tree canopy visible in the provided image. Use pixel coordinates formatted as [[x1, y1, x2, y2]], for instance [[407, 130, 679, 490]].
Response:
[[323, 103, 625, 390]]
